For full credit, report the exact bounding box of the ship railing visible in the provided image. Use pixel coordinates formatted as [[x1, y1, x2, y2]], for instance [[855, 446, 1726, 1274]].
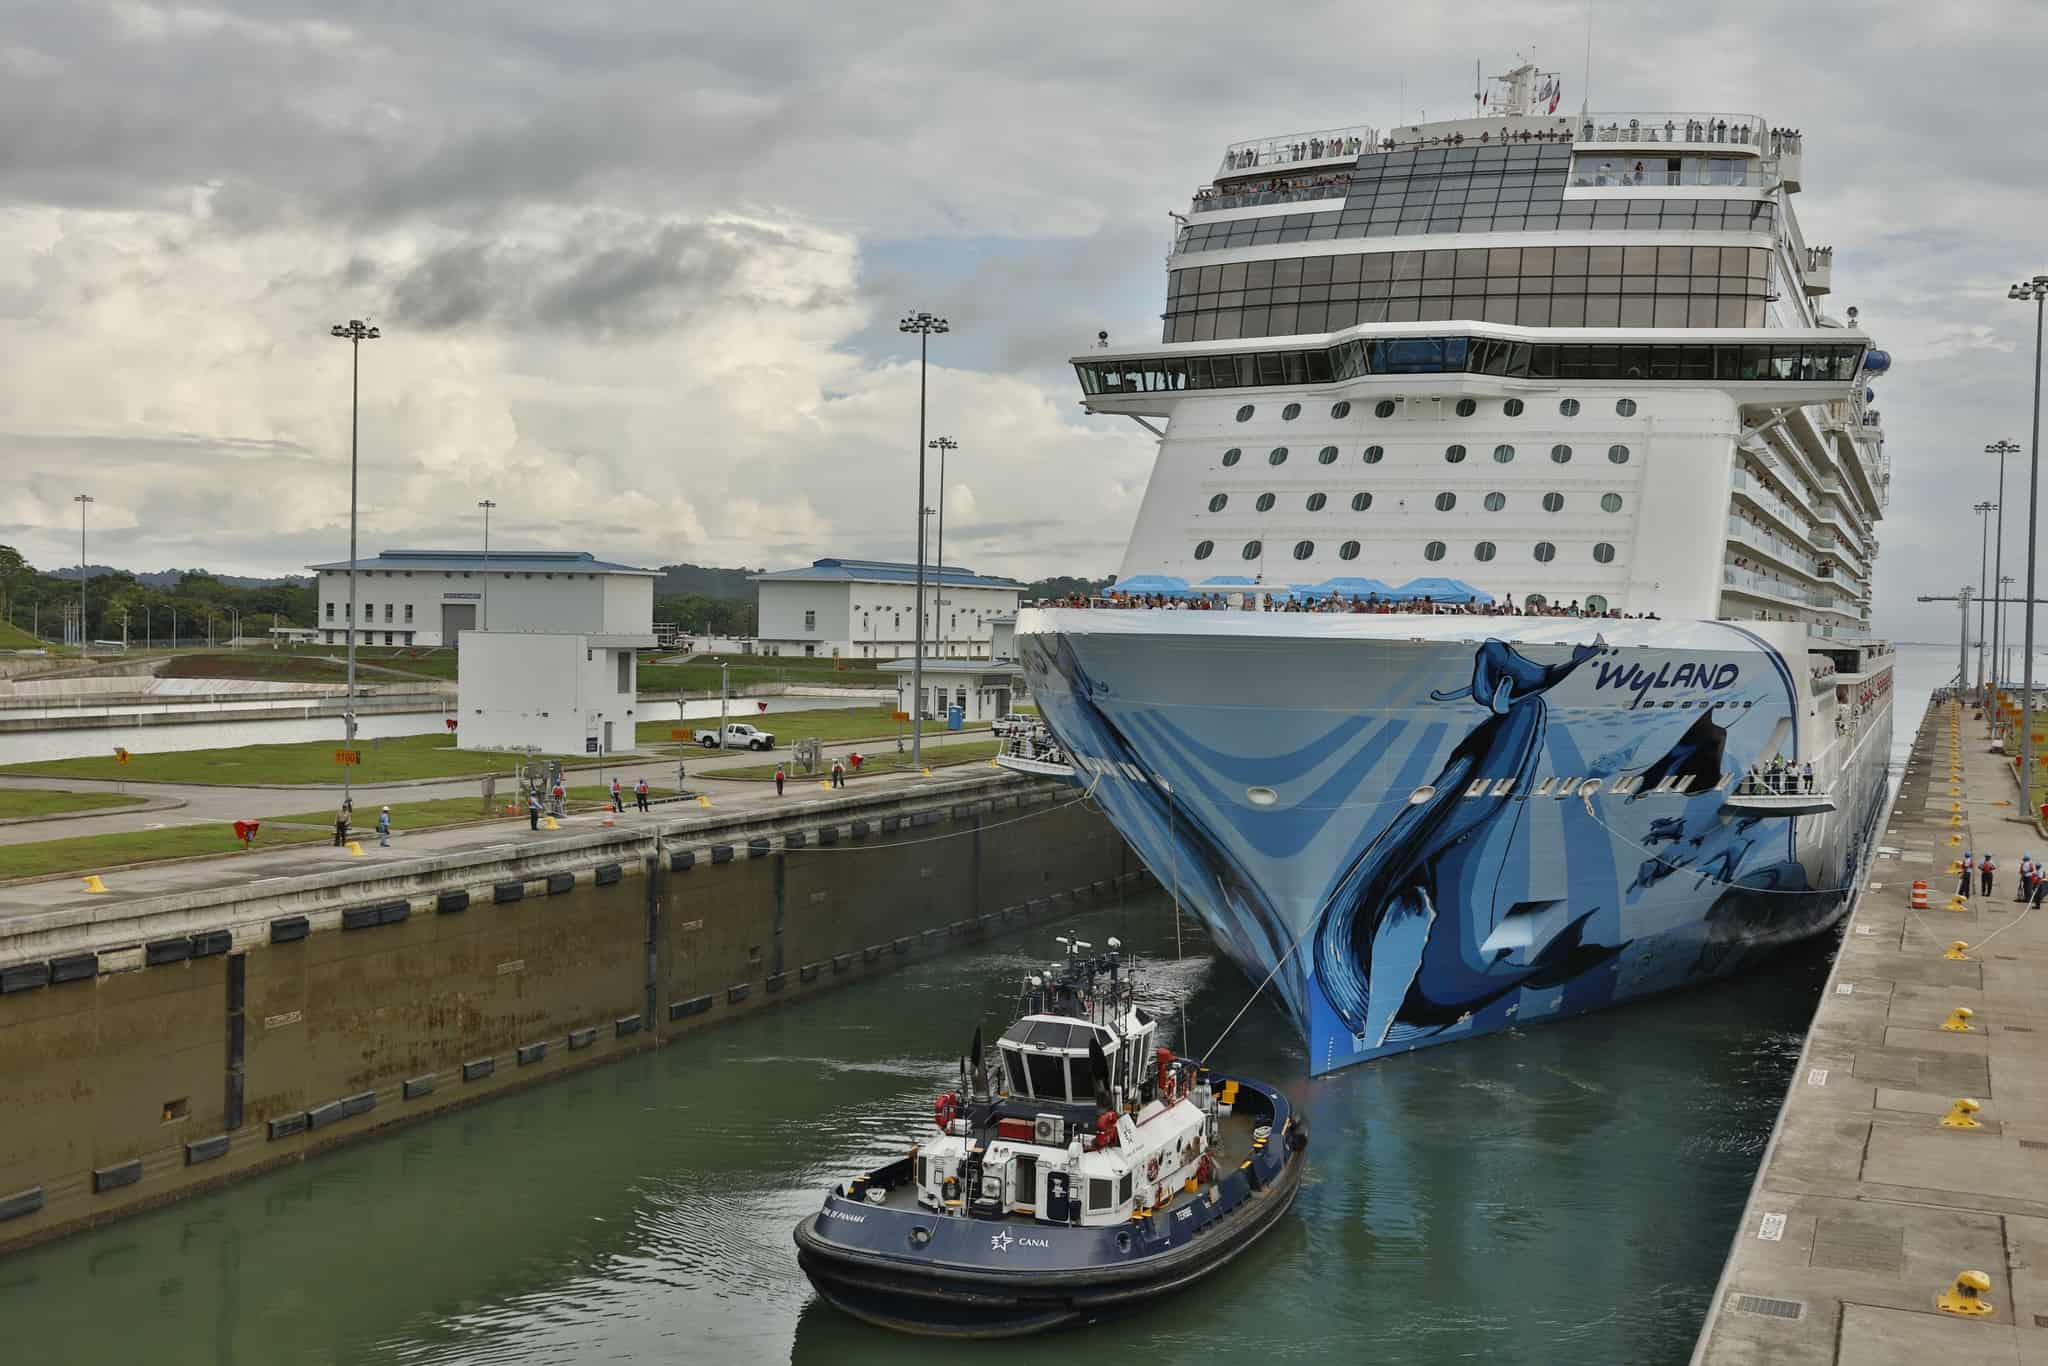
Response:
[[1192, 179, 1353, 214], [1569, 162, 1773, 188], [1218, 126, 1377, 176], [1573, 114, 1769, 150]]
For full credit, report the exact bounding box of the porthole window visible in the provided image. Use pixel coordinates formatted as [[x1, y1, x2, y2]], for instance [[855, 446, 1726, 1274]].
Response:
[[1339, 540, 1361, 560], [1235, 405, 1255, 423], [1559, 399, 1581, 417], [1474, 541, 1497, 562], [1434, 492, 1457, 511], [1593, 542, 1617, 563], [1222, 447, 1242, 467], [1269, 447, 1289, 466], [1194, 540, 1214, 560], [1503, 398, 1525, 417], [1445, 444, 1467, 463], [1208, 494, 1228, 513], [1351, 492, 1372, 511], [1292, 540, 1315, 561], [1550, 444, 1572, 464], [1586, 594, 1609, 613], [1483, 491, 1506, 512], [1330, 401, 1352, 419], [1424, 541, 1447, 562], [1318, 445, 1338, 465], [1608, 444, 1631, 465], [1241, 540, 1263, 560], [1616, 399, 1638, 417], [1455, 398, 1477, 417], [1306, 493, 1328, 512], [1492, 444, 1515, 464], [1374, 400, 1396, 418], [1601, 493, 1624, 513], [1363, 445, 1384, 464], [1542, 492, 1565, 513], [1526, 593, 1548, 608], [1533, 542, 1557, 563], [1281, 403, 1301, 421], [1255, 492, 1276, 512]]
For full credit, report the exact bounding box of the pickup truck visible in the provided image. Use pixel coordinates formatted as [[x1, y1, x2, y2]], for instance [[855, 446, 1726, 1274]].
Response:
[[693, 722, 776, 751]]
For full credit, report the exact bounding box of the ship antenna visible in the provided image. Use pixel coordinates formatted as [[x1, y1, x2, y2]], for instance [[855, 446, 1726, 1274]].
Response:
[[1580, 0, 1593, 117], [1170, 801, 1189, 1050]]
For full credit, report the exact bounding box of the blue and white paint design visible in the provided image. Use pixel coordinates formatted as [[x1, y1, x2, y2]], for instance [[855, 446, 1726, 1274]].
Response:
[[1016, 613, 1890, 1075]]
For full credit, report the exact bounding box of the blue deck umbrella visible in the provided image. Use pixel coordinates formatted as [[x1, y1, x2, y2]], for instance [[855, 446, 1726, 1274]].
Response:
[[1389, 577, 1495, 605]]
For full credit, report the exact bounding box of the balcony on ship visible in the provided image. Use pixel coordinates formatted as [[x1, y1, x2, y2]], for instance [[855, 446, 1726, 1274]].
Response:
[[1569, 156, 1773, 189], [1722, 766, 1836, 817], [1218, 125, 1375, 177], [1573, 113, 1770, 152]]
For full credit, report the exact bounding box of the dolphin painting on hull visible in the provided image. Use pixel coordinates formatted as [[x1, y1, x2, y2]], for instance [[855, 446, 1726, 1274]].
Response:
[[1310, 637, 1625, 1048], [1630, 706, 1731, 799]]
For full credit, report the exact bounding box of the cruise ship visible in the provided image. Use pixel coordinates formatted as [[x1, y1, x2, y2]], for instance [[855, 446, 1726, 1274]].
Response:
[[1012, 65, 1896, 1076]]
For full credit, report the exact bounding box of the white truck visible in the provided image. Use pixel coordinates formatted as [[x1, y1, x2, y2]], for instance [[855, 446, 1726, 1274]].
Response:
[[693, 721, 776, 751]]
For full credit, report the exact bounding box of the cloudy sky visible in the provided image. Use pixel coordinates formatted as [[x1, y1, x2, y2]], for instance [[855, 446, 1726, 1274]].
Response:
[[0, 1, 2041, 638]]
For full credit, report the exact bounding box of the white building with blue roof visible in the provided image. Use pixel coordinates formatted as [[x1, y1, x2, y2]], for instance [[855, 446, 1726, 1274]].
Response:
[[752, 558, 1024, 661], [306, 549, 656, 648]]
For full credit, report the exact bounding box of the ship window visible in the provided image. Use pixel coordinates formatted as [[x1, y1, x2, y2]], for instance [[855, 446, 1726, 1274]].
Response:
[[1281, 403, 1302, 420], [1208, 494, 1228, 512], [1269, 447, 1289, 465], [1455, 398, 1477, 417], [1194, 541, 1214, 560], [1526, 593, 1548, 608], [1474, 541, 1497, 561], [1601, 493, 1624, 513], [1542, 492, 1565, 512], [1434, 492, 1457, 511], [1424, 541, 1447, 561], [1004, 1050, 1027, 1093], [1330, 401, 1352, 418], [1119, 1172, 1134, 1204], [1550, 444, 1572, 464], [1587, 594, 1609, 613], [1616, 398, 1638, 416], [1363, 445, 1384, 463], [1293, 540, 1315, 560], [1445, 444, 1467, 463], [1318, 445, 1339, 464], [1222, 447, 1242, 467], [1255, 492, 1276, 511], [1340, 540, 1361, 560], [1492, 444, 1515, 464], [1559, 398, 1581, 417], [1025, 1050, 1069, 1100], [1608, 444, 1632, 464], [1236, 405, 1255, 422], [1351, 492, 1372, 511], [1374, 400, 1396, 418], [1484, 491, 1506, 511], [1306, 493, 1328, 511], [1533, 541, 1557, 562], [1242, 541, 1263, 560], [1089, 1178, 1114, 1212], [1503, 398, 1525, 416], [1593, 542, 1617, 563]]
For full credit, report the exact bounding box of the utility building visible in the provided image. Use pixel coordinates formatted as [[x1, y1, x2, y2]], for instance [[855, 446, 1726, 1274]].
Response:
[[752, 558, 1024, 660], [307, 549, 656, 647]]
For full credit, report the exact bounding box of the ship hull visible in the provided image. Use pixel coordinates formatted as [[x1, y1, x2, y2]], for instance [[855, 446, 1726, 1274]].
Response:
[[1015, 609, 1891, 1075]]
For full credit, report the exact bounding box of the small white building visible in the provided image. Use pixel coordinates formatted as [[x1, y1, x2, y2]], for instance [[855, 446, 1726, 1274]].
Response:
[[307, 549, 657, 647], [753, 558, 1024, 660], [880, 657, 1027, 724], [458, 631, 647, 756]]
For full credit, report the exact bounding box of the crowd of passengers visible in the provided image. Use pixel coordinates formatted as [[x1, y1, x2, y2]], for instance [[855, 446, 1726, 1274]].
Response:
[[1224, 123, 1800, 173], [1045, 592, 1659, 619], [1194, 172, 1351, 204]]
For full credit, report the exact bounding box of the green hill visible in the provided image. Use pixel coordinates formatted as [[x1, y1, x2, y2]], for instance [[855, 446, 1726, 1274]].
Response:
[[0, 621, 44, 650]]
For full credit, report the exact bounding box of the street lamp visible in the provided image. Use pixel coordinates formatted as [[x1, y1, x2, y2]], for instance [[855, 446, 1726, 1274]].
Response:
[[478, 499, 496, 631], [928, 436, 957, 658], [1988, 439, 2021, 692], [330, 318, 381, 808], [898, 310, 949, 766], [1974, 500, 1996, 692], [2009, 276, 2048, 809], [73, 494, 92, 654]]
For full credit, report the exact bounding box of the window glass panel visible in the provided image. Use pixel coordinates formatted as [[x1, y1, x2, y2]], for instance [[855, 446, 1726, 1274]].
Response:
[[1351, 492, 1372, 511], [1424, 541, 1446, 561], [1483, 491, 1506, 511]]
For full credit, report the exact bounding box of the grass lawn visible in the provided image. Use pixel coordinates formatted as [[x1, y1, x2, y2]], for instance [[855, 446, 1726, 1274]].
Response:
[[0, 621, 44, 650], [0, 789, 148, 820], [636, 705, 978, 748], [3, 824, 332, 881], [0, 734, 574, 787], [638, 656, 893, 692], [701, 738, 1001, 781], [160, 648, 456, 684]]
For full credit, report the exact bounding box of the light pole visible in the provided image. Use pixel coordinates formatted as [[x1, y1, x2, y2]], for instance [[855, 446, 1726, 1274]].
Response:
[[1975, 500, 1996, 692], [2011, 275, 2048, 811], [330, 318, 381, 809], [898, 310, 949, 765], [928, 436, 957, 658], [142, 604, 152, 651], [2002, 575, 2017, 689], [1988, 439, 2020, 692], [478, 499, 496, 631], [73, 493, 92, 654]]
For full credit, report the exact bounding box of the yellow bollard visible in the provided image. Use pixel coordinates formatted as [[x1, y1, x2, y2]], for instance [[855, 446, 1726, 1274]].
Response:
[[1940, 1098, 1982, 1130], [1947, 895, 1970, 911], [1935, 1269, 1994, 1316], [819, 780, 832, 791], [1941, 1006, 1976, 1033], [1945, 941, 1972, 961], [346, 841, 364, 856], [543, 816, 559, 830], [1948, 859, 1964, 875], [80, 874, 107, 894], [1949, 802, 1961, 813], [921, 767, 932, 777], [1949, 814, 1963, 826], [1947, 834, 1963, 847], [697, 794, 712, 808]]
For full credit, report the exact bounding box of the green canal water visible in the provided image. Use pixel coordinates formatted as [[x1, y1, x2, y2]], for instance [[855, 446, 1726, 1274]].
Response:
[[0, 891, 1833, 1366]]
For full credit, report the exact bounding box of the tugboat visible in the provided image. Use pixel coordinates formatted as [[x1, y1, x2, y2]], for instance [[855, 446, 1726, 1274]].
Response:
[[793, 936, 1308, 1337]]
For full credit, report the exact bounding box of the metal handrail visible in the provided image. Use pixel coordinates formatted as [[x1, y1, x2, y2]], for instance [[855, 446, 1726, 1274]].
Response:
[[1192, 180, 1352, 214], [1219, 125, 1376, 175], [1574, 114, 1768, 149]]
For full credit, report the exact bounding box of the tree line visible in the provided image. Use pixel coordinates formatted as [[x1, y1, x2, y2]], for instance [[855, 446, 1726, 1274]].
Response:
[[0, 546, 314, 647]]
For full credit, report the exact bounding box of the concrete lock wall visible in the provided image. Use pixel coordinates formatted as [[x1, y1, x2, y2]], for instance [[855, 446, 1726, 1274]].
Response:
[[0, 780, 1137, 1253]]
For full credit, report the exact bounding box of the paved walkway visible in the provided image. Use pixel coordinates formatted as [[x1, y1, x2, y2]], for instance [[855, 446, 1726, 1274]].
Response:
[[0, 728, 993, 846], [1692, 698, 2048, 1364]]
